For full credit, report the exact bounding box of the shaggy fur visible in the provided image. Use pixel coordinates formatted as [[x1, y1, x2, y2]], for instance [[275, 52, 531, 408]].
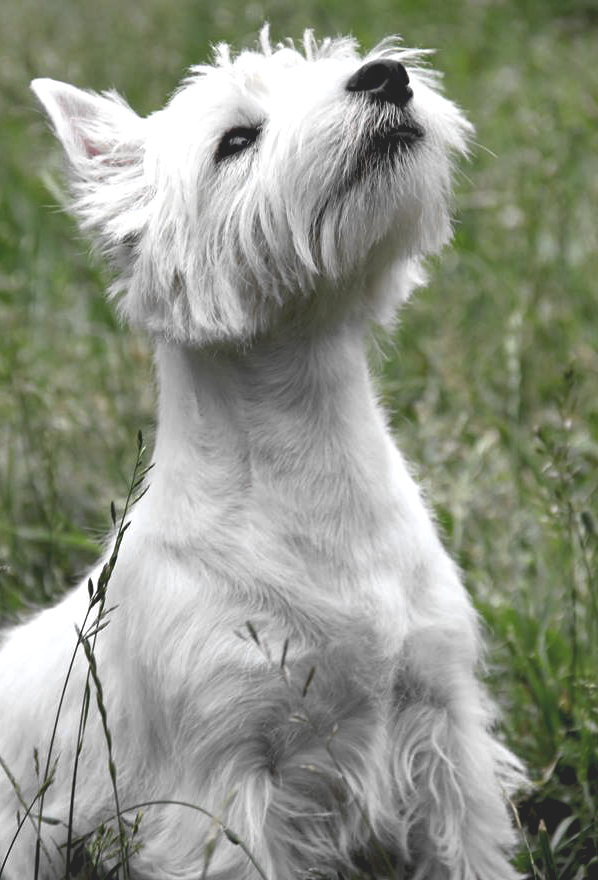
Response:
[[0, 27, 524, 879]]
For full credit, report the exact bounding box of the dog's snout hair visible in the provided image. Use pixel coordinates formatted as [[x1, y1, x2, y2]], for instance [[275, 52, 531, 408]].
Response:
[[0, 26, 525, 880]]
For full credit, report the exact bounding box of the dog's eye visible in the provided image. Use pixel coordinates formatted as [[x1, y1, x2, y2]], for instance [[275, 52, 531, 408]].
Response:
[[216, 126, 261, 162]]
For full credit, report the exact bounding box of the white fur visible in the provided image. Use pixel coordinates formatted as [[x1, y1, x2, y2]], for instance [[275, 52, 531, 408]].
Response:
[[0, 27, 523, 879]]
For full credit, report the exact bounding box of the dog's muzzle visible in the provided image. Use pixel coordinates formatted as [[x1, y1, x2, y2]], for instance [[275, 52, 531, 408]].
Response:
[[347, 59, 423, 154]]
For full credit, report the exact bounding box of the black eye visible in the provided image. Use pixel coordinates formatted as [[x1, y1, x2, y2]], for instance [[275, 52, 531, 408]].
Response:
[[216, 126, 261, 162]]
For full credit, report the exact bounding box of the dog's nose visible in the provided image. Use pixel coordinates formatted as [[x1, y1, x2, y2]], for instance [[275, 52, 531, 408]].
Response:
[[346, 59, 413, 108]]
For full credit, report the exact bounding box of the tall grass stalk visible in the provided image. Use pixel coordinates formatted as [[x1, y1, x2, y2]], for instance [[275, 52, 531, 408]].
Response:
[[62, 431, 148, 880], [0, 433, 149, 879]]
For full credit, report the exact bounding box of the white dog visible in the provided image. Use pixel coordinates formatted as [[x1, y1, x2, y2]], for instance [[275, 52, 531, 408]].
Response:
[[0, 27, 524, 879]]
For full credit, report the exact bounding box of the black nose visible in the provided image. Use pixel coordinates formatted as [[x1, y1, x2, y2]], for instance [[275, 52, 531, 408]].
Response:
[[346, 59, 413, 108]]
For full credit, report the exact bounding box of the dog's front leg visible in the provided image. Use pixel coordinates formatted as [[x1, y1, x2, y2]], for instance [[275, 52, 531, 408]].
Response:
[[385, 630, 524, 880]]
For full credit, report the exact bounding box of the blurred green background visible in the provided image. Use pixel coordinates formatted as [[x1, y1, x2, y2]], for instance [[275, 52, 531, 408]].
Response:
[[0, 0, 597, 875]]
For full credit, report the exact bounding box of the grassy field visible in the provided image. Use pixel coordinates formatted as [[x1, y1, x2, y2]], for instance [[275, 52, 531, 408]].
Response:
[[0, 0, 596, 876]]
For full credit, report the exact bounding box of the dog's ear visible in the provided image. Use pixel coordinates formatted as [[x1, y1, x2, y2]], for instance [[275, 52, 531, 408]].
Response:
[[31, 79, 151, 307], [31, 78, 143, 169]]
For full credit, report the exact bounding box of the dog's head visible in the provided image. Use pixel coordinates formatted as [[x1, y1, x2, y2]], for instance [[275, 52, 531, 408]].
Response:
[[32, 27, 472, 345]]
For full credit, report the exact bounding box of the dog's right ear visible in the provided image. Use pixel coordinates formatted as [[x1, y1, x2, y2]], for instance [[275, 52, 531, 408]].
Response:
[[31, 79, 151, 300]]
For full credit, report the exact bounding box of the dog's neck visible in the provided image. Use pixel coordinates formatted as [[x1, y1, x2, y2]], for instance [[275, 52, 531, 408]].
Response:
[[139, 322, 427, 619]]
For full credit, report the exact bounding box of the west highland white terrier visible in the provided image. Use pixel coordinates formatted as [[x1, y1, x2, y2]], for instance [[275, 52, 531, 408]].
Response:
[[0, 27, 524, 880]]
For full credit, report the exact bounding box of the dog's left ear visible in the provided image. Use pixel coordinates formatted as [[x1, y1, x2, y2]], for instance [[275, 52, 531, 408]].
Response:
[[31, 78, 151, 293], [31, 79, 143, 163]]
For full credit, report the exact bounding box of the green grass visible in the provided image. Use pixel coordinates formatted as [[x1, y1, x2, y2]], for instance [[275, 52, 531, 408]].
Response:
[[0, 0, 597, 876]]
